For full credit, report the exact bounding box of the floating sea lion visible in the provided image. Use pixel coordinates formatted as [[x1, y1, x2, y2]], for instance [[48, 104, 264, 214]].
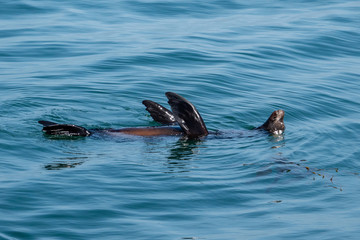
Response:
[[38, 92, 285, 138]]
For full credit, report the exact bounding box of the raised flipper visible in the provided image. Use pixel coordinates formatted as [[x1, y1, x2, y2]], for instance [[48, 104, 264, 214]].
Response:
[[165, 92, 208, 137], [142, 100, 176, 125], [38, 121, 91, 137]]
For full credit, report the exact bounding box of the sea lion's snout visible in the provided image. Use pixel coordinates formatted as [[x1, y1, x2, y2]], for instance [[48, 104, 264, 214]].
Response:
[[257, 109, 285, 134], [269, 110, 285, 134], [275, 110, 285, 122]]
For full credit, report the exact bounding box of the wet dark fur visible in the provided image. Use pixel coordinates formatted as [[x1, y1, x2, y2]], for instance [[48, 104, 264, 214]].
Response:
[[39, 92, 285, 138]]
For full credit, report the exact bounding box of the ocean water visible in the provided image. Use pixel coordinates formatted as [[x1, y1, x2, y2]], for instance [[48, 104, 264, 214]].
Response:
[[1, 0, 360, 239]]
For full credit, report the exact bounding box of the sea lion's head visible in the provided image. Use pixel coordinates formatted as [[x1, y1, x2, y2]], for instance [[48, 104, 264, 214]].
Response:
[[258, 110, 285, 134]]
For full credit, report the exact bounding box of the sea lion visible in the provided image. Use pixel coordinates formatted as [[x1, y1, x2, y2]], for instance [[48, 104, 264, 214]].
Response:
[[38, 92, 285, 138]]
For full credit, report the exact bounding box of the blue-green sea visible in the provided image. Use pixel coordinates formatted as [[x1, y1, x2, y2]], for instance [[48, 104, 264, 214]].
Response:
[[1, 1, 360, 239]]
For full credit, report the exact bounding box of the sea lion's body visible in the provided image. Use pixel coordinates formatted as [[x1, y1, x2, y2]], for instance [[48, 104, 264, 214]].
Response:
[[39, 92, 285, 138], [106, 126, 183, 136]]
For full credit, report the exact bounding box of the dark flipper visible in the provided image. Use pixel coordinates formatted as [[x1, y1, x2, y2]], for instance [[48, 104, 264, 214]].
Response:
[[38, 121, 91, 137], [38, 120, 58, 127], [165, 92, 208, 137], [142, 100, 176, 125]]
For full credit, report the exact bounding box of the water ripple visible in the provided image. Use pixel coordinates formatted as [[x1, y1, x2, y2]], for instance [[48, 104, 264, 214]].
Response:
[[1, 0, 360, 239]]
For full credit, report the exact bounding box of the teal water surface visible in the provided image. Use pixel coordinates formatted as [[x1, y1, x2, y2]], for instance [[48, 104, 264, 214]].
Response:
[[1, 1, 360, 239]]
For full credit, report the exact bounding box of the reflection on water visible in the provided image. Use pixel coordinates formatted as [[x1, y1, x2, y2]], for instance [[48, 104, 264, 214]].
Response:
[[269, 133, 285, 149], [168, 137, 203, 160], [44, 160, 85, 170], [44, 149, 88, 170], [42, 134, 87, 141], [165, 138, 204, 173]]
